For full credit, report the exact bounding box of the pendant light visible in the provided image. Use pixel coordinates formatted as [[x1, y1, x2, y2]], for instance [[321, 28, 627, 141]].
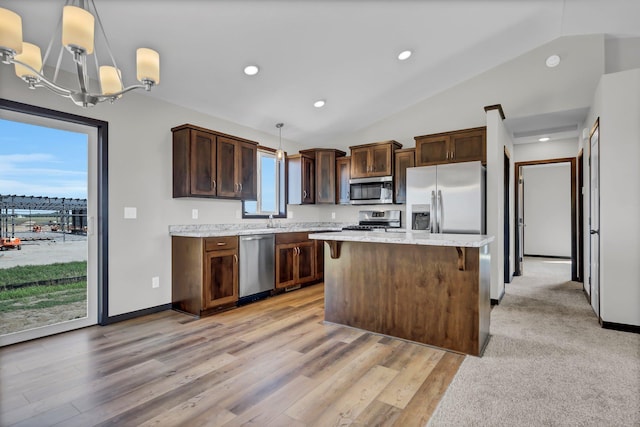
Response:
[[275, 123, 285, 161]]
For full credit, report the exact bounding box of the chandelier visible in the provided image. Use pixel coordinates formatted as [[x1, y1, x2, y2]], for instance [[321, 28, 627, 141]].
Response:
[[0, 1, 160, 107]]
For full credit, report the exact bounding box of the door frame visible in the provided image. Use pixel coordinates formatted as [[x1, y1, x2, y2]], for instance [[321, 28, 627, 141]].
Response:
[[588, 118, 601, 322], [0, 98, 110, 325], [514, 157, 578, 281], [504, 146, 511, 283], [577, 149, 584, 284]]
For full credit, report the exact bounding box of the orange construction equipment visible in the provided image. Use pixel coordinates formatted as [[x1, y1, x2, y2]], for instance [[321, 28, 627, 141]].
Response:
[[0, 237, 22, 250]]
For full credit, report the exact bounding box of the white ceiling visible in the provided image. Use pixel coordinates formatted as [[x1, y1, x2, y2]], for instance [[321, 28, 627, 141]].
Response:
[[3, 0, 640, 145]]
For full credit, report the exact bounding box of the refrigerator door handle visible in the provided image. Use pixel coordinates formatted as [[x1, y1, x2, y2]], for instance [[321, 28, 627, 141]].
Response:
[[430, 191, 436, 233], [437, 190, 443, 233]]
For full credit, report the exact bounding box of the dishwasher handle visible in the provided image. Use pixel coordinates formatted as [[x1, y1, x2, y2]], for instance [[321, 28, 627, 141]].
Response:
[[240, 235, 274, 241]]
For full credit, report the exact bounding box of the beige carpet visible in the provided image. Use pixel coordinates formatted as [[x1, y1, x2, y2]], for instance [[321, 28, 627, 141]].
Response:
[[428, 257, 640, 426]]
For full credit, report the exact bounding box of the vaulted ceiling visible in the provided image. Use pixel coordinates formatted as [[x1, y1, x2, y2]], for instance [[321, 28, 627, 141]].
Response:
[[3, 0, 640, 145]]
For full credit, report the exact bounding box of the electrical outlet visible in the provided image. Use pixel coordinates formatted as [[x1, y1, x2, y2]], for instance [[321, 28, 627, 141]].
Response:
[[287, 210, 293, 219], [192, 209, 198, 219], [152, 277, 160, 288], [331, 212, 336, 219]]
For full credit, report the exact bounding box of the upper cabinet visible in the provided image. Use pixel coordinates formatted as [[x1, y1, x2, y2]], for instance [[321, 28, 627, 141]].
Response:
[[172, 124, 258, 199], [336, 156, 351, 205], [300, 149, 347, 204], [394, 148, 415, 204], [414, 127, 486, 166], [349, 140, 402, 179], [287, 153, 315, 204]]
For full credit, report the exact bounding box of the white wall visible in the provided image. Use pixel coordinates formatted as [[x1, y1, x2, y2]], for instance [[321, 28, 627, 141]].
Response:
[[522, 164, 572, 257], [513, 138, 579, 163], [583, 69, 640, 327]]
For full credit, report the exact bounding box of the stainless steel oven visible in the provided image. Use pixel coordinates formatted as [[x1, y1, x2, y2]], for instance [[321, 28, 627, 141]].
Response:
[[349, 176, 393, 205]]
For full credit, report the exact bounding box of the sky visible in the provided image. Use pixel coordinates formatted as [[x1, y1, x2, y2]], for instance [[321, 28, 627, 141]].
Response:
[[0, 118, 88, 200]]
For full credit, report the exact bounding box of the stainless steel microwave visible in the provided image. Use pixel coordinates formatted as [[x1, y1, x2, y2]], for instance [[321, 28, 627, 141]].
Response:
[[349, 176, 394, 205]]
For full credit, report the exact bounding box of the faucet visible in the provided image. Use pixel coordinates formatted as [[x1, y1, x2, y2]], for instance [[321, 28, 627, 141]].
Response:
[[267, 214, 275, 228]]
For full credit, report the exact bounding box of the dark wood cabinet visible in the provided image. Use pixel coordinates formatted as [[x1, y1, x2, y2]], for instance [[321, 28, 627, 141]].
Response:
[[216, 137, 257, 199], [415, 127, 486, 166], [349, 141, 402, 179], [172, 124, 258, 199], [336, 156, 351, 205], [394, 148, 415, 204], [287, 153, 315, 204], [275, 232, 316, 289], [172, 235, 239, 316], [299, 148, 346, 204]]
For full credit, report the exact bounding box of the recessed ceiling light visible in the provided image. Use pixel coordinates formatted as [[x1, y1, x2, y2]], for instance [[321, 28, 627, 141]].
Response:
[[545, 54, 560, 68], [538, 137, 550, 142], [244, 65, 259, 76], [313, 99, 326, 108], [398, 50, 412, 61]]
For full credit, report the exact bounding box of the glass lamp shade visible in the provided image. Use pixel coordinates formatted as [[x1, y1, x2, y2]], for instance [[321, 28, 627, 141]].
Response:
[[276, 148, 285, 161], [14, 42, 42, 78], [62, 6, 94, 54], [99, 65, 122, 95], [136, 48, 160, 84], [0, 7, 23, 54]]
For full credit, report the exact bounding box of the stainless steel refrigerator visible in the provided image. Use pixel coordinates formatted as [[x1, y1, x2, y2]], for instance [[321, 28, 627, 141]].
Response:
[[405, 161, 485, 234]]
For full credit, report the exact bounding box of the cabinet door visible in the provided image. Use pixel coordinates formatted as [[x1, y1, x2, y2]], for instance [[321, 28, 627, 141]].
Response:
[[350, 147, 370, 179], [415, 135, 450, 166], [302, 156, 315, 204], [296, 241, 316, 284], [275, 243, 297, 288], [216, 136, 238, 197], [316, 151, 336, 204], [370, 145, 392, 176], [315, 239, 324, 281], [394, 149, 415, 204], [238, 141, 257, 199], [450, 129, 486, 163], [336, 156, 351, 204], [203, 249, 238, 308], [190, 131, 217, 196]]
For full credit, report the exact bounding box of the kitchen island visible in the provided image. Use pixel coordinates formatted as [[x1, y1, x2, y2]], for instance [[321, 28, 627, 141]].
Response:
[[308, 231, 494, 356]]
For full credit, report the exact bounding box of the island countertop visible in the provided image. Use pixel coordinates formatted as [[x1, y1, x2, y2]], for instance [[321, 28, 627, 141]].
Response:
[[169, 222, 346, 238], [309, 230, 494, 248]]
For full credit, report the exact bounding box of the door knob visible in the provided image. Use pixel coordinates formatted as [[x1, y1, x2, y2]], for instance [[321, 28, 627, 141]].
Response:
[[590, 229, 599, 235]]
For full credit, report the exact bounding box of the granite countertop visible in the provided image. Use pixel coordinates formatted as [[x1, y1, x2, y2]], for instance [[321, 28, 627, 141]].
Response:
[[308, 230, 495, 248], [169, 222, 350, 238]]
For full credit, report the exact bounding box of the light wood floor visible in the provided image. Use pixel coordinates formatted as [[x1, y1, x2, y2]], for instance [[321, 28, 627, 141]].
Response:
[[0, 284, 464, 427]]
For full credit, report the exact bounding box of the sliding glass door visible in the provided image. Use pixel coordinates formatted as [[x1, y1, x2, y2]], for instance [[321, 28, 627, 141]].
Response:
[[0, 110, 98, 346]]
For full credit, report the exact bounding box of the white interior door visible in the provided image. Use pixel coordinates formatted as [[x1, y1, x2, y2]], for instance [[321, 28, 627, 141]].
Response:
[[589, 122, 600, 318]]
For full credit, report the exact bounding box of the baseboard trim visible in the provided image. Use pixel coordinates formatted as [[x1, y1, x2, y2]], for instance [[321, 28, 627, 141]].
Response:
[[101, 303, 171, 325], [491, 288, 506, 306], [602, 321, 640, 334]]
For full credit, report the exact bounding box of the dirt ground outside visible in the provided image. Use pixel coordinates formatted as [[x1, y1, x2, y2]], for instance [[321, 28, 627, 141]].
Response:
[[0, 232, 88, 336]]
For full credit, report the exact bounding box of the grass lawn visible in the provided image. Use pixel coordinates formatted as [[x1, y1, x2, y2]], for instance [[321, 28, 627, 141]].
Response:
[[0, 262, 87, 313]]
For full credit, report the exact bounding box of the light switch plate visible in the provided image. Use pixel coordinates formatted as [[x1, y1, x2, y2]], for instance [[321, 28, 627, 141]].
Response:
[[152, 277, 159, 288], [287, 211, 293, 219], [192, 209, 198, 219], [331, 212, 336, 219], [124, 207, 137, 219]]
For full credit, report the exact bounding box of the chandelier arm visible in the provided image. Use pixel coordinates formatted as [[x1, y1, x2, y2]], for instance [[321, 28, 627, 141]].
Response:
[[91, 0, 121, 78], [75, 55, 90, 95], [53, 45, 64, 84], [97, 82, 154, 100], [11, 58, 72, 96]]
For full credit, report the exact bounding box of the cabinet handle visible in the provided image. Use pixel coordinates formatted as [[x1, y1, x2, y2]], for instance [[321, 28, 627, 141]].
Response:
[[239, 183, 243, 191], [212, 180, 216, 190], [233, 254, 238, 263], [303, 190, 307, 199], [446, 152, 449, 160], [217, 242, 227, 246], [451, 151, 455, 159]]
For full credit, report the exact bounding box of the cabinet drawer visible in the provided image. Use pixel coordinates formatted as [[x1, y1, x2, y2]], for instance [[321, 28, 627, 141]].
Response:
[[276, 232, 309, 245], [204, 236, 238, 251]]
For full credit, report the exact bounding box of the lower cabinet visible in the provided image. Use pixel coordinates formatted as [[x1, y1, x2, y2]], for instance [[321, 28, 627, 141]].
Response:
[[275, 232, 317, 289], [172, 236, 238, 316]]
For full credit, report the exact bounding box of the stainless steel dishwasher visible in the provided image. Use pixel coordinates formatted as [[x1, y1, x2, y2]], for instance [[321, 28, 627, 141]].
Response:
[[239, 234, 275, 304]]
